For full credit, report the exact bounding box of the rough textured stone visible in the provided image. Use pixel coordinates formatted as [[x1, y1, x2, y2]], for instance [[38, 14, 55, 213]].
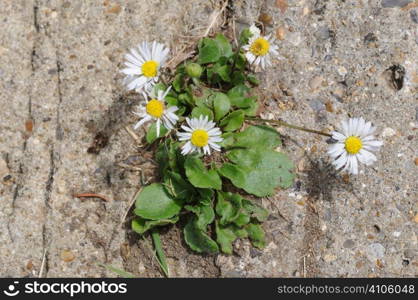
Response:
[[381, 0, 413, 8]]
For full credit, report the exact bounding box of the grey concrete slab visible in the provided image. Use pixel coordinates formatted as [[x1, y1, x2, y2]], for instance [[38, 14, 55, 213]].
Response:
[[0, 0, 417, 277]]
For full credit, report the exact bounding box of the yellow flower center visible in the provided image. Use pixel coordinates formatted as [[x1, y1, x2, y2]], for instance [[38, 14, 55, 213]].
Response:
[[345, 136, 362, 154], [141, 60, 158, 78], [146, 99, 164, 118], [191, 129, 209, 147], [249, 37, 270, 56]]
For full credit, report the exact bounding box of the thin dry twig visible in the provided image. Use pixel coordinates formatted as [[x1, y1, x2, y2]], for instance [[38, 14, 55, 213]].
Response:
[[73, 193, 111, 202], [203, 0, 229, 37], [117, 162, 143, 172], [402, 1, 418, 10], [166, 0, 229, 70], [120, 187, 143, 225], [124, 126, 142, 145], [38, 249, 47, 278]]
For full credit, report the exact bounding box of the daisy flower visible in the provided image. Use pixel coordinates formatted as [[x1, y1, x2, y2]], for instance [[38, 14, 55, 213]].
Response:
[[327, 117, 383, 175], [133, 86, 179, 137], [243, 24, 279, 69], [177, 115, 223, 156], [121, 41, 169, 92]]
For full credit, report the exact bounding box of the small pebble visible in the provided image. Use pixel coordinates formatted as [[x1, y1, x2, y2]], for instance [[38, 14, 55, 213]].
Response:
[[325, 101, 334, 113], [381, 0, 413, 8], [309, 99, 325, 112], [259, 13, 273, 25], [61, 250, 75, 262], [0, 158, 9, 178], [367, 243, 385, 261], [323, 253, 337, 262], [404, 249, 416, 259], [382, 127, 396, 138], [106, 4, 121, 14], [337, 66, 347, 77], [343, 239, 355, 248], [309, 76, 323, 90], [276, 26, 286, 40], [25, 119, 34, 132]]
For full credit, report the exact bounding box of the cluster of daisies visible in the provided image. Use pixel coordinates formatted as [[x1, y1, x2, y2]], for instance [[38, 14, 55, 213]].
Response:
[[120, 40, 225, 156], [120, 27, 383, 174]]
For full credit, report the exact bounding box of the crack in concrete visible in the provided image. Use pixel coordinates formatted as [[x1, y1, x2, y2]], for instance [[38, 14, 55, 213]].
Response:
[[55, 52, 64, 141]]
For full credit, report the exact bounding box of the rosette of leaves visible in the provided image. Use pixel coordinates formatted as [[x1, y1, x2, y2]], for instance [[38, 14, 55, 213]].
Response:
[[131, 32, 294, 254]]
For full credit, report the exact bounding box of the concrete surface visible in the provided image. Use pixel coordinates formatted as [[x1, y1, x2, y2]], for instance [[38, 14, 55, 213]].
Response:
[[0, 0, 417, 277]]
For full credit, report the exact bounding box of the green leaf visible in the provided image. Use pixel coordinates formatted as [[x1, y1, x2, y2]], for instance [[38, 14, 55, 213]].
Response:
[[233, 52, 246, 70], [247, 74, 260, 86], [213, 92, 231, 121], [233, 125, 281, 150], [242, 99, 259, 116], [227, 84, 250, 106], [197, 188, 214, 205], [172, 74, 184, 92], [152, 83, 167, 95], [184, 217, 219, 253], [132, 216, 179, 235], [231, 71, 246, 85], [220, 110, 244, 132], [239, 28, 252, 45], [98, 263, 135, 278], [219, 132, 235, 148], [218, 163, 246, 188], [165, 95, 179, 107], [178, 92, 193, 106], [191, 106, 214, 120], [156, 141, 184, 175], [185, 156, 222, 190], [198, 38, 221, 64], [233, 212, 251, 227], [146, 123, 169, 143], [215, 192, 242, 225], [185, 203, 215, 230], [227, 148, 294, 196], [164, 171, 195, 200], [134, 184, 183, 220], [215, 65, 231, 82], [151, 230, 169, 277], [214, 34, 233, 58], [245, 223, 266, 249], [215, 222, 237, 254], [242, 199, 269, 222]]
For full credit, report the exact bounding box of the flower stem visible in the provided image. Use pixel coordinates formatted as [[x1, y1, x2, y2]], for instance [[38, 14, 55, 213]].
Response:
[[246, 117, 332, 137]]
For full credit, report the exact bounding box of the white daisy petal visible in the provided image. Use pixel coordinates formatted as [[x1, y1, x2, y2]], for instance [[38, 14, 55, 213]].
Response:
[[177, 116, 223, 156], [333, 151, 348, 170], [332, 131, 346, 142], [133, 115, 151, 130], [328, 117, 382, 175], [244, 25, 279, 69], [357, 149, 376, 165], [156, 119, 161, 137], [363, 140, 383, 148], [122, 41, 170, 92], [327, 143, 345, 158], [133, 86, 178, 136]]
